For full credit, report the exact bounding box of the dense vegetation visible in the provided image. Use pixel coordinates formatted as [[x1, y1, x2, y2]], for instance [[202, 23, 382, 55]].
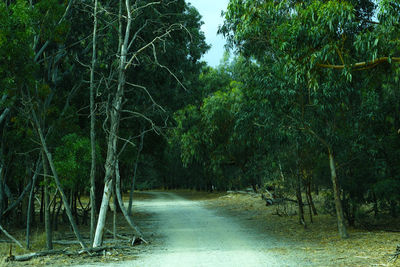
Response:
[[0, 0, 399, 251]]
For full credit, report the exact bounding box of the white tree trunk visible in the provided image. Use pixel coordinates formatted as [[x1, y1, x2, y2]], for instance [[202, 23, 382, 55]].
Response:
[[92, 0, 132, 247], [42, 150, 53, 250], [92, 178, 113, 247], [89, 0, 99, 246]]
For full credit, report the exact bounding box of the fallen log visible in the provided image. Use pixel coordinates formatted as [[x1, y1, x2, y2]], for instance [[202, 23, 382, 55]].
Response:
[[6, 245, 132, 262], [78, 245, 131, 255], [53, 239, 127, 245], [6, 249, 68, 262]]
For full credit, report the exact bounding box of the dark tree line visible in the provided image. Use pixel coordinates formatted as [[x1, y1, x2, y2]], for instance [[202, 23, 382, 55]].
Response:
[[169, 0, 400, 238], [0, 0, 208, 249]]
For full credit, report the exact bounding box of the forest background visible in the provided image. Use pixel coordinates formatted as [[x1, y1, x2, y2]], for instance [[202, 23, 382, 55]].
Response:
[[0, 0, 399, 252]]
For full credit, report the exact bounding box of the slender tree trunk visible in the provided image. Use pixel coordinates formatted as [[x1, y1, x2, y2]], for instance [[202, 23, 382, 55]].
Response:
[[89, 0, 98, 246], [93, 0, 132, 247], [128, 131, 144, 216], [373, 192, 378, 218], [328, 151, 349, 238], [305, 183, 313, 223], [26, 159, 41, 249], [0, 162, 4, 224], [32, 111, 87, 250], [296, 173, 306, 228], [112, 185, 117, 241], [54, 200, 62, 231], [93, 177, 113, 247], [306, 180, 317, 216], [51, 192, 57, 230], [42, 150, 53, 250], [40, 186, 44, 223], [115, 161, 144, 240]]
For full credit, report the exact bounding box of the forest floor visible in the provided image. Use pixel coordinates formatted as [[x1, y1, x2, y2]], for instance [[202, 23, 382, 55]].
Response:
[[0, 191, 399, 266], [206, 192, 400, 266]]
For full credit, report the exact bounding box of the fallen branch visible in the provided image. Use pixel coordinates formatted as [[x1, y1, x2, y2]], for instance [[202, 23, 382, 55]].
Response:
[[105, 228, 131, 240], [78, 245, 131, 255], [389, 245, 400, 263], [261, 194, 298, 206], [6, 245, 131, 262], [6, 249, 68, 262], [53, 239, 126, 245], [0, 225, 23, 248]]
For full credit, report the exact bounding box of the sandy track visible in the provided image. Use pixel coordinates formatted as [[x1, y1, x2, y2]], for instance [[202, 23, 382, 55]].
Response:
[[78, 192, 298, 267]]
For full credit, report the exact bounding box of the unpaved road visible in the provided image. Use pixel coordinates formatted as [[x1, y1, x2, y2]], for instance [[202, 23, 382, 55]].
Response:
[[78, 192, 301, 267]]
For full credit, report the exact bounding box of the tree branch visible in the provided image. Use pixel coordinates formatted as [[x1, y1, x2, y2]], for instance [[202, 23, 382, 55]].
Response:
[[317, 57, 400, 70]]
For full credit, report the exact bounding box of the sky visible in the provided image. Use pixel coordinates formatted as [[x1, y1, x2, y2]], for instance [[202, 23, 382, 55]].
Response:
[[188, 0, 230, 67]]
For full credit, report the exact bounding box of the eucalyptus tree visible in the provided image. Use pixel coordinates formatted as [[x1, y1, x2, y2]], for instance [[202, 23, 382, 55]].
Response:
[[221, 0, 400, 238], [93, 0, 208, 247]]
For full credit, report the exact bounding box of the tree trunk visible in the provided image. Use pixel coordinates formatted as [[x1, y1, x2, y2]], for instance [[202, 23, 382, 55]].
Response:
[[93, 0, 131, 247], [295, 172, 306, 228], [113, 185, 117, 241], [40, 186, 44, 223], [93, 178, 113, 247], [32, 111, 87, 250], [42, 150, 53, 250], [26, 159, 41, 249], [0, 162, 5, 224], [329, 151, 349, 238], [128, 131, 144, 216], [115, 161, 144, 240], [306, 180, 317, 216], [89, 0, 98, 246]]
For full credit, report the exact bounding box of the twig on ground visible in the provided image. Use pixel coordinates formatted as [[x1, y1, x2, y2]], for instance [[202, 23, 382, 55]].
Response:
[[388, 244, 400, 263]]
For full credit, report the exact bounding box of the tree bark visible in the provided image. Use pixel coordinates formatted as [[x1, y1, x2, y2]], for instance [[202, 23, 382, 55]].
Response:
[[128, 131, 144, 216], [26, 159, 41, 249], [93, 178, 113, 247], [112, 185, 117, 241], [295, 171, 306, 228], [115, 161, 144, 241], [329, 151, 349, 238], [89, 0, 98, 246], [306, 180, 317, 216], [93, 0, 132, 247], [0, 161, 5, 223], [42, 150, 53, 250]]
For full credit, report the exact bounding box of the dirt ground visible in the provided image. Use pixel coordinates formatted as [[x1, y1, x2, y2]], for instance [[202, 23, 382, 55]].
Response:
[[0, 191, 399, 266], [206, 192, 400, 266]]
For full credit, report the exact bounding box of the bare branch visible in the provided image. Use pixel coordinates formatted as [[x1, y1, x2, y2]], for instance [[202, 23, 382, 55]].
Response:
[[0, 108, 10, 125], [151, 43, 188, 91], [0, 225, 23, 248], [317, 56, 400, 70], [125, 81, 166, 112], [125, 24, 182, 69]]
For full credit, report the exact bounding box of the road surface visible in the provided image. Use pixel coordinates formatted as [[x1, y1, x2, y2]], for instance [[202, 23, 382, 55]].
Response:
[[78, 192, 298, 267]]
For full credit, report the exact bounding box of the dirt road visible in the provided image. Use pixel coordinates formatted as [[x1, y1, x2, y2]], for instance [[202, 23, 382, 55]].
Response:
[[79, 192, 300, 267]]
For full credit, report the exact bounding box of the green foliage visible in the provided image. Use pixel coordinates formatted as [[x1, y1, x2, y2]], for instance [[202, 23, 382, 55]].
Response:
[[0, 0, 34, 95], [53, 134, 99, 191]]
